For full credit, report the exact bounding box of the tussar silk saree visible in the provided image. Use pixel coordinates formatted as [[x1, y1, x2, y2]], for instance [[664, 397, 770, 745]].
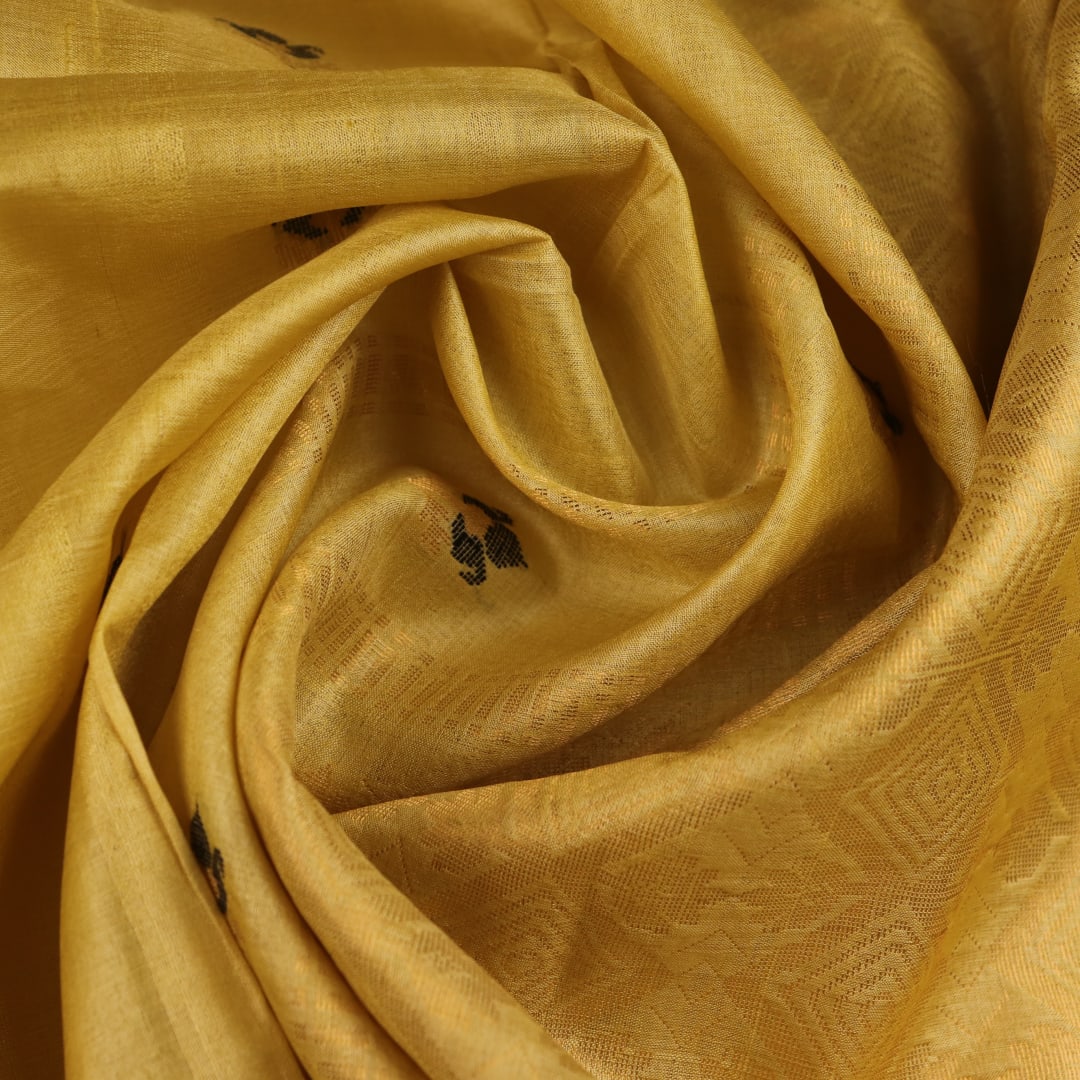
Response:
[[3, 0, 1080, 1076]]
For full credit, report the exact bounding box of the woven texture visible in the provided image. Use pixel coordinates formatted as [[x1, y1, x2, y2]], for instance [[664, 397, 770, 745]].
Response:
[[2, 0, 1079, 1076]]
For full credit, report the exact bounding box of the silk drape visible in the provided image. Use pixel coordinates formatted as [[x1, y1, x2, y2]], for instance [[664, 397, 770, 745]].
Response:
[[3, 0, 1079, 1076]]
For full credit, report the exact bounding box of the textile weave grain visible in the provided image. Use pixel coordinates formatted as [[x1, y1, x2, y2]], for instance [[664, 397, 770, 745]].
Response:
[[1, 0, 1078, 1076]]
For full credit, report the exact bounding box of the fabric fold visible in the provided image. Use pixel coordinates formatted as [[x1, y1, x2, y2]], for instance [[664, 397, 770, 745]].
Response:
[[4, 0, 1080, 1077]]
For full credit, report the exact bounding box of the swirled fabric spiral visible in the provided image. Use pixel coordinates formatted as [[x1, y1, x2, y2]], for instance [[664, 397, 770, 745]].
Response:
[[3, 0, 1080, 1076]]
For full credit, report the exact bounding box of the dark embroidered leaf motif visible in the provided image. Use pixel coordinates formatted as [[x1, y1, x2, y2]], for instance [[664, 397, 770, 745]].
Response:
[[209, 849, 227, 915], [219, 19, 323, 61], [189, 807, 212, 868], [451, 513, 486, 585], [484, 522, 527, 568], [452, 495, 527, 584], [340, 206, 365, 227], [189, 806, 228, 915], [851, 366, 904, 435], [224, 21, 287, 45], [286, 43, 324, 59], [281, 215, 328, 240]]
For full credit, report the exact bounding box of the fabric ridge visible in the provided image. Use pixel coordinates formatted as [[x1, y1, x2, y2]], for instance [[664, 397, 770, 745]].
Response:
[[2, 0, 1079, 1076]]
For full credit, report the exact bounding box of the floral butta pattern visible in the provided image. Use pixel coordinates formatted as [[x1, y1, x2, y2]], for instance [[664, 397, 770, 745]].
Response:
[[2, 0, 1080, 1077]]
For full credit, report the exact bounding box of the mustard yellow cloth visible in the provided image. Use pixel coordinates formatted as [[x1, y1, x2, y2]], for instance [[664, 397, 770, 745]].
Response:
[[2, 0, 1078, 1075]]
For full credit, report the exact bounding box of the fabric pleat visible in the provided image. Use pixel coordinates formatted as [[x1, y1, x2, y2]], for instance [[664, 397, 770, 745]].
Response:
[[3, 1, 1080, 1076]]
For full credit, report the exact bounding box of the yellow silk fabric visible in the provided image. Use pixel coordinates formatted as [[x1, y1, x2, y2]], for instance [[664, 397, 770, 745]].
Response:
[[2, 0, 1078, 1075]]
